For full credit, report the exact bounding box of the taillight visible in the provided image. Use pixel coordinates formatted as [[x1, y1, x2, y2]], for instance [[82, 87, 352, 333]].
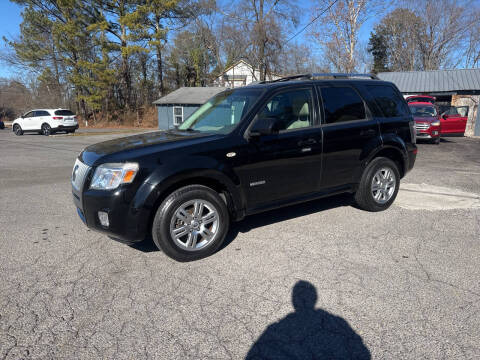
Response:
[[409, 121, 416, 144], [52, 116, 63, 120]]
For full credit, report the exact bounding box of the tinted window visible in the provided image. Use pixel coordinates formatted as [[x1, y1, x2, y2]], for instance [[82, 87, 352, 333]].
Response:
[[55, 110, 75, 116], [320, 87, 366, 124], [24, 111, 34, 118], [254, 88, 313, 131], [35, 110, 50, 116], [368, 85, 408, 117]]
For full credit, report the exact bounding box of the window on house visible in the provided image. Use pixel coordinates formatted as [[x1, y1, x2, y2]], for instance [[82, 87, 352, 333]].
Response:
[[173, 106, 183, 126]]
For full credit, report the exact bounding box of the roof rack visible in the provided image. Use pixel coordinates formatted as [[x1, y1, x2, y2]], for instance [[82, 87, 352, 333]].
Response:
[[259, 73, 379, 84]]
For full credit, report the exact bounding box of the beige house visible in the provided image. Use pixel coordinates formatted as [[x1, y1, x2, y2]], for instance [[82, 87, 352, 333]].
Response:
[[214, 60, 281, 88]]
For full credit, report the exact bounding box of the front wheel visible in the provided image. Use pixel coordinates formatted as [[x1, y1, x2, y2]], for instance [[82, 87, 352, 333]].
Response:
[[354, 157, 400, 212], [13, 124, 23, 136], [152, 185, 230, 262], [41, 123, 51, 136]]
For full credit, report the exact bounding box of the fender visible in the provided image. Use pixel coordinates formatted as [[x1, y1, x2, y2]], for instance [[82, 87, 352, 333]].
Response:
[[131, 156, 246, 221], [360, 134, 408, 179], [352, 135, 383, 183]]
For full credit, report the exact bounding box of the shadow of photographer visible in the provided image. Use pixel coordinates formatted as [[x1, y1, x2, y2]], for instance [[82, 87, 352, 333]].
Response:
[[246, 280, 371, 360]]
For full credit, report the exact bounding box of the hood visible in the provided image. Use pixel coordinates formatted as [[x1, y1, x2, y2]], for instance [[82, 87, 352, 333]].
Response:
[[414, 116, 437, 123], [79, 130, 219, 166]]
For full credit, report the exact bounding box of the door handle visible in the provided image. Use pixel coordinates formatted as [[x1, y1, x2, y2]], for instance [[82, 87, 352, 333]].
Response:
[[360, 129, 376, 137], [298, 138, 316, 146]]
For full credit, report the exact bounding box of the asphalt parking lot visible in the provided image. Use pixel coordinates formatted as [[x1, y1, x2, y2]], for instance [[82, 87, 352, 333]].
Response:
[[1, 130, 479, 359]]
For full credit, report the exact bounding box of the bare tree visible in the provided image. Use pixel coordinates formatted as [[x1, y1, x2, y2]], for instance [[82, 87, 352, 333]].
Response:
[[464, 14, 480, 68], [217, 0, 298, 81], [403, 0, 477, 70], [311, 0, 384, 72]]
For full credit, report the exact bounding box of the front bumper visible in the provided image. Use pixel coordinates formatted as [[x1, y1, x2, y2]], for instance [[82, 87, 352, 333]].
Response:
[[72, 160, 150, 243], [416, 122, 440, 140]]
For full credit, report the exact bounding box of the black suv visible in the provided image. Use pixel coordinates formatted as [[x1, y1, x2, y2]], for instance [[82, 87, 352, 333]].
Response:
[[72, 73, 417, 261]]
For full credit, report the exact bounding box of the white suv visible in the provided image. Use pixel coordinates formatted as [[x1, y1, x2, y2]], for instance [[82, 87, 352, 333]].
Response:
[[12, 109, 79, 136]]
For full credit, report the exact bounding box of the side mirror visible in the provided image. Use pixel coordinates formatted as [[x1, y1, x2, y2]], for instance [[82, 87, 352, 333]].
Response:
[[249, 116, 282, 137]]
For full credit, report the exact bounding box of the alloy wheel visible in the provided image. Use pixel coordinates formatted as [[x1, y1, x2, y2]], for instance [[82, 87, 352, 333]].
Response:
[[169, 199, 219, 251], [371, 167, 396, 204], [42, 124, 51, 136]]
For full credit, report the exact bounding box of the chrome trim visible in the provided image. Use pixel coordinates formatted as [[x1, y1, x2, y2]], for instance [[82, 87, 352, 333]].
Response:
[[71, 158, 90, 192]]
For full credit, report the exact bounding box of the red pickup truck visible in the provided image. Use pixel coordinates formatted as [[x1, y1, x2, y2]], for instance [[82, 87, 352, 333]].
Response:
[[408, 102, 441, 144]]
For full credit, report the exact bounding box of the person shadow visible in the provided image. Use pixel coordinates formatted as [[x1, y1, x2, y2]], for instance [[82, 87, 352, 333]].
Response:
[[246, 281, 371, 360]]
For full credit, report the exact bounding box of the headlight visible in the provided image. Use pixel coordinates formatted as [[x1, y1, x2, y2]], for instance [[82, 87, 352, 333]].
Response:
[[431, 121, 440, 126], [90, 163, 139, 190]]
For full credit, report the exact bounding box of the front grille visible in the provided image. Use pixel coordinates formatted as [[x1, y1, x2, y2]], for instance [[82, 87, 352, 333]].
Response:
[[71, 158, 90, 192], [415, 122, 430, 131]]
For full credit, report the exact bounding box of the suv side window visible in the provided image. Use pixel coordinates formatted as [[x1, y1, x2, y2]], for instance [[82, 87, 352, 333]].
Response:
[[367, 85, 409, 117], [35, 111, 49, 117], [255, 88, 314, 132], [24, 111, 34, 118], [320, 86, 366, 124]]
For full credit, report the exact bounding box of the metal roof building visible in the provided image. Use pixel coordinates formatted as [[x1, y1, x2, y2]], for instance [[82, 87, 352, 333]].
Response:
[[153, 87, 228, 130], [153, 87, 227, 106], [378, 69, 480, 136], [377, 69, 480, 95]]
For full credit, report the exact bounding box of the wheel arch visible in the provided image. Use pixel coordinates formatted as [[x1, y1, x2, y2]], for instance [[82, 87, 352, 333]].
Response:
[[141, 169, 245, 240], [367, 145, 407, 178]]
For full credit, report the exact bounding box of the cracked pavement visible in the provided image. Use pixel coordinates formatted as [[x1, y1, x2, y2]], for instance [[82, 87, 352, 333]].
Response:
[[1, 131, 479, 359]]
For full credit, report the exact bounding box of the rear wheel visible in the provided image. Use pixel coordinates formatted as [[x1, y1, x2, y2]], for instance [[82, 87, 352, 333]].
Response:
[[67, 130, 75, 134], [355, 157, 400, 212], [152, 185, 230, 262], [41, 123, 51, 136], [13, 124, 23, 136]]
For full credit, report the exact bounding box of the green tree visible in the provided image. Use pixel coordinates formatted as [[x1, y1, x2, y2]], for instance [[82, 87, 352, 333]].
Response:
[[367, 30, 389, 73]]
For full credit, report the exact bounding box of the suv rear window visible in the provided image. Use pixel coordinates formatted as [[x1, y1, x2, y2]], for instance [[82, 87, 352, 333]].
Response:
[[320, 87, 366, 124], [367, 85, 409, 118], [55, 110, 75, 116]]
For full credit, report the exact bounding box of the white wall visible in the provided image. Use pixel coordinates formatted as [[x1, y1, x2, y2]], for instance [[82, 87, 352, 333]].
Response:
[[215, 61, 281, 87]]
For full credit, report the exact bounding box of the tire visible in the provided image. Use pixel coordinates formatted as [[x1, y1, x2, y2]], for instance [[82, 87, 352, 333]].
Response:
[[41, 123, 51, 136], [354, 157, 400, 212], [152, 185, 230, 262], [0, 122, 4, 130], [13, 124, 23, 136], [67, 130, 75, 134]]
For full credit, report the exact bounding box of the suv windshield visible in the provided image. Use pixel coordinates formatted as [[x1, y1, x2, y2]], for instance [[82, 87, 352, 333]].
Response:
[[409, 105, 437, 117], [178, 88, 263, 134]]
